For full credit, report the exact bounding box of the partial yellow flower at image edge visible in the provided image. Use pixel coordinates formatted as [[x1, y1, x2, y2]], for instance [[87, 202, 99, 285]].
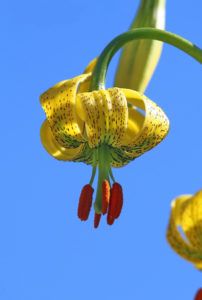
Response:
[[167, 190, 202, 270]]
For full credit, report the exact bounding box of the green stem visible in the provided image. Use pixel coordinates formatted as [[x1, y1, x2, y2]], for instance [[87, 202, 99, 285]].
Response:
[[109, 167, 116, 183], [91, 28, 202, 91], [89, 166, 97, 186]]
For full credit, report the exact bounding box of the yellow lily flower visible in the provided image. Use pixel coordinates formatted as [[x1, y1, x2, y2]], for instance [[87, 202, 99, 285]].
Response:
[[167, 190, 202, 270], [40, 60, 169, 228]]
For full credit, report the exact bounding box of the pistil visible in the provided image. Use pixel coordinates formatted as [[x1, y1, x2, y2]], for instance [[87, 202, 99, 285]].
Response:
[[94, 213, 102, 228], [94, 144, 111, 214]]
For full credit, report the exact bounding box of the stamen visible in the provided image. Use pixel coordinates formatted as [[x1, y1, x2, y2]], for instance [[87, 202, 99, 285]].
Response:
[[89, 166, 97, 186], [78, 184, 94, 221], [107, 214, 115, 226], [109, 167, 116, 183], [102, 180, 110, 214], [195, 289, 202, 300], [94, 213, 101, 228], [107, 182, 123, 225]]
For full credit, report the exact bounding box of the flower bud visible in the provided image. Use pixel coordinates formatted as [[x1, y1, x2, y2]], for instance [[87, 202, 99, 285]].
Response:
[[114, 0, 166, 93]]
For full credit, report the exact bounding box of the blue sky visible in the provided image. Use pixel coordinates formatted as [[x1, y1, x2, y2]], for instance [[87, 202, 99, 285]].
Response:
[[1, 1, 202, 299]]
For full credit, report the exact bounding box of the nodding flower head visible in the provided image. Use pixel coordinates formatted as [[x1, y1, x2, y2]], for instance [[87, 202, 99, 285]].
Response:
[[40, 60, 169, 228]]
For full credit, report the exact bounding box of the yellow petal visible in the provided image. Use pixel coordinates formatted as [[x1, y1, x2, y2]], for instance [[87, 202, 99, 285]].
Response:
[[120, 107, 144, 145], [76, 92, 101, 148], [180, 191, 202, 250], [40, 120, 85, 161], [40, 73, 90, 148], [78, 58, 98, 93], [76, 88, 128, 148], [98, 90, 111, 142], [83, 58, 97, 74], [167, 193, 202, 269], [171, 195, 191, 225], [110, 147, 134, 168], [195, 262, 202, 270], [92, 90, 107, 144], [107, 88, 128, 147], [120, 88, 169, 159]]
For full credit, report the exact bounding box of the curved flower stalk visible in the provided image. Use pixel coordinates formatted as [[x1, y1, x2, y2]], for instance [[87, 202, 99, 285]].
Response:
[[40, 60, 169, 228], [167, 191, 202, 270], [91, 28, 202, 91], [115, 0, 166, 93]]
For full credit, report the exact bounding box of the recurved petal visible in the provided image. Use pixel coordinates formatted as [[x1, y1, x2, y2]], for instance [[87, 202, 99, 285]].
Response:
[[167, 194, 202, 269], [195, 262, 202, 270], [93, 88, 128, 147], [110, 147, 135, 168], [120, 88, 169, 159], [40, 120, 86, 161], [76, 88, 128, 149], [40, 73, 90, 148], [83, 58, 98, 74], [107, 88, 128, 147], [78, 58, 98, 93], [180, 191, 202, 250], [76, 92, 101, 148], [119, 107, 144, 145]]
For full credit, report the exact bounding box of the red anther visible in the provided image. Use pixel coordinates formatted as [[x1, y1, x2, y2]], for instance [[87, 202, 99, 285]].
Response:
[[107, 214, 115, 226], [107, 182, 123, 225], [77, 184, 94, 221], [102, 180, 110, 215], [112, 182, 123, 219], [195, 289, 202, 300], [94, 213, 101, 228]]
